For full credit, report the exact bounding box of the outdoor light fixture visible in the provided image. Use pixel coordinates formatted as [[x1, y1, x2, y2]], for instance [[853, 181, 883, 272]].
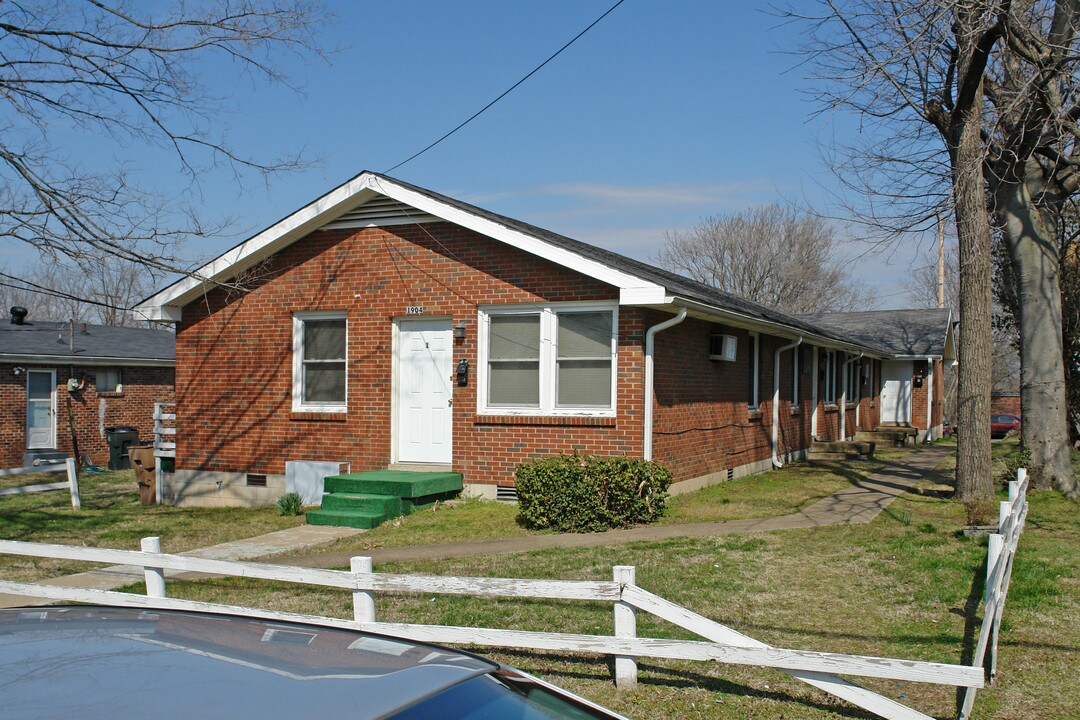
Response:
[[12, 366, 25, 376], [454, 320, 467, 340]]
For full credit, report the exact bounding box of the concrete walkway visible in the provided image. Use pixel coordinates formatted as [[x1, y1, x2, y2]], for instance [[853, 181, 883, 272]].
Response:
[[1, 446, 950, 606], [273, 446, 952, 568]]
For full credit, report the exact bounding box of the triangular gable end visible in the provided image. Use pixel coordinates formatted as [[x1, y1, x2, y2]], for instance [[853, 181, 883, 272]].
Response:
[[136, 172, 667, 322]]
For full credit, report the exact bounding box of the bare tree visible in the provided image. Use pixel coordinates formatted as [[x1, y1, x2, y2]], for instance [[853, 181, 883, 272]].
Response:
[[1, 257, 156, 326], [657, 203, 875, 314], [794, 0, 1080, 499], [0, 0, 323, 278]]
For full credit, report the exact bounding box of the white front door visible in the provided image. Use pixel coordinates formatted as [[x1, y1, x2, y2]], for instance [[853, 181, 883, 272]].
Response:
[[395, 319, 453, 464], [880, 360, 913, 424], [26, 369, 57, 449]]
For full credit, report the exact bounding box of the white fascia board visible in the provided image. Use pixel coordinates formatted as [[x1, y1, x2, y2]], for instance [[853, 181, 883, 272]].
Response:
[[0, 354, 174, 367], [663, 296, 888, 358], [366, 176, 667, 302], [135, 174, 381, 314], [137, 172, 667, 316]]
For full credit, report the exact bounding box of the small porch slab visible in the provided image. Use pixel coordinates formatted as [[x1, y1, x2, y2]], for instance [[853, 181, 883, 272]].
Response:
[[807, 440, 876, 462], [306, 470, 463, 529]]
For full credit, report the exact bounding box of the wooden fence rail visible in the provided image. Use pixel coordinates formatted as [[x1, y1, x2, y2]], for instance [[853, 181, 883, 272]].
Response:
[[958, 468, 1029, 720], [0, 469, 1031, 720], [0, 458, 79, 509]]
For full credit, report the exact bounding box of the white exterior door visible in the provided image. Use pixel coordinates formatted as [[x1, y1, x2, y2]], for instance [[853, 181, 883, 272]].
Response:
[[880, 360, 913, 424], [395, 319, 453, 464], [26, 369, 57, 449]]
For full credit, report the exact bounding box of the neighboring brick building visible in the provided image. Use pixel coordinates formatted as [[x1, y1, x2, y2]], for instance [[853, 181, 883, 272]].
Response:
[[136, 172, 953, 506], [799, 309, 955, 443], [0, 312, 174, 468]]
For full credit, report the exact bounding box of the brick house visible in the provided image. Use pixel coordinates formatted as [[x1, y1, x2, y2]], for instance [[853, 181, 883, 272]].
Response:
[[0, 310, 175, 468], [799, 309, 955, 442], [136, 172, 953, 506]]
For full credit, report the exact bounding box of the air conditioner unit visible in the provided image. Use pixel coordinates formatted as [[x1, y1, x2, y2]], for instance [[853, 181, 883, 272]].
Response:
[[710, 333, 738, 362]]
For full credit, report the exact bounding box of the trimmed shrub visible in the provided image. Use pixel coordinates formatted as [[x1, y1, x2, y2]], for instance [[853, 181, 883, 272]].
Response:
[[515, 454, 672, 533], [276, 492, 304, 517]]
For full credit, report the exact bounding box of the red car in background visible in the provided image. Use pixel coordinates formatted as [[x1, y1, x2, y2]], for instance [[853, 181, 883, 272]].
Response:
[[990, 414, 1022, 438]]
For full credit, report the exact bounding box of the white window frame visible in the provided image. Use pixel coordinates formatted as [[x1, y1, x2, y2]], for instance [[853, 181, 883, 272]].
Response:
[[477, 301, 618, 417], [823, 349, 837, 405], [292, 311, 348, 413], [748, 332, 760, 410], [792, 345, 800, 405]]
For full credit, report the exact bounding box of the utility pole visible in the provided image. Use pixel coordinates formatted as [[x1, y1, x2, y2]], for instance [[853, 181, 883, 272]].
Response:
[[937, 212, 946, 308]]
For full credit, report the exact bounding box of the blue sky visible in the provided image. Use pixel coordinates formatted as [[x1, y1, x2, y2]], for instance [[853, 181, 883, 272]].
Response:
[[12, 1, 949, 308]]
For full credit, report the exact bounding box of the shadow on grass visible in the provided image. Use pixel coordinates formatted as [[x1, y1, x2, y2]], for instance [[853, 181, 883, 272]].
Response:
[[494, 649, 886, 720]]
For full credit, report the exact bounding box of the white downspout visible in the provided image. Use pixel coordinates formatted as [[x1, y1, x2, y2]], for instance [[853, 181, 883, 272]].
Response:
[[643, 307, 688, 461], [810, 346, 819, 440], [772, 336, 803, 468], [840, 352, 863, 440], [925, 358, 934, 443]]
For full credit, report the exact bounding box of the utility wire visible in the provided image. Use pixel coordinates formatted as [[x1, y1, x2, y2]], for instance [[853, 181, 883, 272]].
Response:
[[0, 272, 130, 311], [384, 0, 628, 174]]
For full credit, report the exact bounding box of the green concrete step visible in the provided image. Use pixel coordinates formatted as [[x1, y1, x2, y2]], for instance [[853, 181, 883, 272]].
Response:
[[324, 470, 463, 498], [306, 509, 388, 529], [321, 492, 401, 515]]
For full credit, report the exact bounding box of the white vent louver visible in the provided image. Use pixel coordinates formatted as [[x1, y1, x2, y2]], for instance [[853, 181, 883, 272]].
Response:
[[322, 194, 438, 230]]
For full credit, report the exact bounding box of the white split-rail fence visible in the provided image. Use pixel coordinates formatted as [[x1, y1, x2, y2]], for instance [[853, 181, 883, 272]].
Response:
[[0, 458, 80, 509], [0, 471, 1030, 720], [958, 468, 1029, 720]]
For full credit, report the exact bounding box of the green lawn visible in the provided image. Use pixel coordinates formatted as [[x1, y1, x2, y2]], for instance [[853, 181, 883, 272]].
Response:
[[0, 468, 303, 582], [313, 455, 878, 556], [141, 443, 1080, 720]]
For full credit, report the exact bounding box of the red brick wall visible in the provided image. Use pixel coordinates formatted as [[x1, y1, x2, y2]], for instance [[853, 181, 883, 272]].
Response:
[[991, 392, 1021, 416], [650, 322, 822, 479], [175, 223, 643, 487], [0, 363, 174, 467]]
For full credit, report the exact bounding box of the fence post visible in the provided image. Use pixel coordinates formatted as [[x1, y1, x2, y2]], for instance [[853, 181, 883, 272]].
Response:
[[613, 565, 637, 690], [141, 536, 167, 598], [65, 457, 80, 510], [986, 533, 1004, 682], [352, 556, 376, 623]]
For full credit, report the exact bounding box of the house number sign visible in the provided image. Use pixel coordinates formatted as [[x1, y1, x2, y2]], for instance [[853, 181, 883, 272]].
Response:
[[406, 306, 424, 315]]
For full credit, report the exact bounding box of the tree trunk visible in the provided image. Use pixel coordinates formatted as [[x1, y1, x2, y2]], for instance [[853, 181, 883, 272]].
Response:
[[951, 94, 995, 502], [996, 174, 1077, 496]]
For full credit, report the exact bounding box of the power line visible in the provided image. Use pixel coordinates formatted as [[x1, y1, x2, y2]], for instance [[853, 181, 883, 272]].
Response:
[[384, 0, 628, 174], [0, 272, 130, 311]]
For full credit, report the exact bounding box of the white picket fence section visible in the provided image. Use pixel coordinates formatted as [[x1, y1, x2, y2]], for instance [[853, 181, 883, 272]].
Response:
[[958, 468, 1029, 720], [0, 469, 1032, 720], [153, 402, 176, 502], [0, 458, 80, 509]]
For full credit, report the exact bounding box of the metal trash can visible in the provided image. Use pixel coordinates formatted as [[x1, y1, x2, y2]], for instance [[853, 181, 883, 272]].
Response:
[[105, 426, 139, 470], [129, 446, 157, 504]]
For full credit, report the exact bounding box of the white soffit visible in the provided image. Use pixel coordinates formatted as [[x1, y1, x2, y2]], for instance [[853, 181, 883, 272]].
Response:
[[137, 173, 666, 317]]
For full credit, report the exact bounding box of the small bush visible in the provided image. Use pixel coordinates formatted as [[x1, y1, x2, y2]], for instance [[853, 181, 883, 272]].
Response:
[[514, 454, 672, 533], [1001, 445, 1032, 485], [276, 492, 304, 517]]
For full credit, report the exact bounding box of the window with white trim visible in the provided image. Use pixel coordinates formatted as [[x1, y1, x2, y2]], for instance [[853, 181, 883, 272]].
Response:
[[293, 312, 347, 412], [480, 304, 616, 415], [822, 349, 837, 404], [847, 360, 861, 405], [791, 346, 800, 405], [748, 332, 760, 410]]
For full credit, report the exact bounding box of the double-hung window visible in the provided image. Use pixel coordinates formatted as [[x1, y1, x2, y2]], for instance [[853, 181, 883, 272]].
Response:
[[748, 332, 760, 410], [293, 312, 347, 412], [481, 304, 616, 415], [822, 349, 837, 404]]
